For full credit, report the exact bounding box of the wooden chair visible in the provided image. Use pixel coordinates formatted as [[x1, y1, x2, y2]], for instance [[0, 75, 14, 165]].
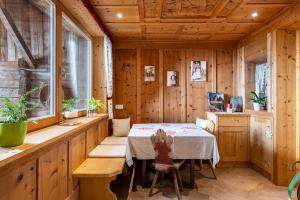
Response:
[[199, 120, 217, 179], [149, 129, 184, 200]]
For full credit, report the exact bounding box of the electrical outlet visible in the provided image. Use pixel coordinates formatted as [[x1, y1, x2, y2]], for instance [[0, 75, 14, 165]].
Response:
[[115, 104, 124, 110]]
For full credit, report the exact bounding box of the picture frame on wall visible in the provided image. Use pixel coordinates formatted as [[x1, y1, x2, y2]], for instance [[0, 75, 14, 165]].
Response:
[[167, 70, 177, 87], [191, 60, 207, 81], [144, 65, 155, 81]]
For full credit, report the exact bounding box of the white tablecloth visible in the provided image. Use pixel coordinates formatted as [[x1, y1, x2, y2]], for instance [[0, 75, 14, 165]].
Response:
[[126, 123, 220, 167]]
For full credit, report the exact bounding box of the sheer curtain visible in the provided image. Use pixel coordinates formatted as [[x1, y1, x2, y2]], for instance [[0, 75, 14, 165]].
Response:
[[104, 35, 113, 118]]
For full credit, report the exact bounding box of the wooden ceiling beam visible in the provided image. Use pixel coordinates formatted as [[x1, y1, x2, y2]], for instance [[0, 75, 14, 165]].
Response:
[[211, 0, 230, 18], [245, 3, 293, 8], [81, 0, 112, 40]]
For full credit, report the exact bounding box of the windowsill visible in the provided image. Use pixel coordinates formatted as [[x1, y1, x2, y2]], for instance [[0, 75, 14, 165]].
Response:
[[0, 114, 108, 169], [245, 109, 273, 117]]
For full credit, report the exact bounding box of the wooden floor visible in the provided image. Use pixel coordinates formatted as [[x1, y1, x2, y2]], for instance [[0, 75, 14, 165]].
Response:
[[128, 165, 289, 200]]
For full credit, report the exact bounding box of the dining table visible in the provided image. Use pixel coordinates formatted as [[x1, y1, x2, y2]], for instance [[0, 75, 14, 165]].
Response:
[[125, 123, 220, 187]]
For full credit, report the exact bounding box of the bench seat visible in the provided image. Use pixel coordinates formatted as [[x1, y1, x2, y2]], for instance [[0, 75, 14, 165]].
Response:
[[89, 144, 126, 158], [101, 136, 128, 145]]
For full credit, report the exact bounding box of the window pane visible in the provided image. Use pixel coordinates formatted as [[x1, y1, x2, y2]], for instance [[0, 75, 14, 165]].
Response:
[[62, 14, 91, 110], [0, 0, 55, 119]]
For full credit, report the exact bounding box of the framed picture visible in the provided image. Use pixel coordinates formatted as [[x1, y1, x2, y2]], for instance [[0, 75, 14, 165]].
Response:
[[230, 96, 243, 112], [191, 60, 207, 81], [167, 71, 177, 87], [144, 65, 155, 81], [208, 92, 224, 112]]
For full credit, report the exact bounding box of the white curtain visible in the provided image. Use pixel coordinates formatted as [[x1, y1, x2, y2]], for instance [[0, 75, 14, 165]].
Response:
[[104, 35, 113, 118], [255, 63, 267, 97], [69, 33, 78, 98]]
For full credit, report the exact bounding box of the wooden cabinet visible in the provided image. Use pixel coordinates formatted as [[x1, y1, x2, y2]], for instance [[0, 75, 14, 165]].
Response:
[[38, 142, 68, 200], [207, 112, 250, 162], [86, 125, 99, 155], [250, 115, 273, 176], [0, 159, 36, 200]]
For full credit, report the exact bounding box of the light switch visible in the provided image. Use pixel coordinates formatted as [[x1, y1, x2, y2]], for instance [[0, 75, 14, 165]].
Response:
[[115, 104, 124, 110]]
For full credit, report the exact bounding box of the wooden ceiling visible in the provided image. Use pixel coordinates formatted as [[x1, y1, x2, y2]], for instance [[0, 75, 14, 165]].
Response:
[[89, 0, 297, 41]]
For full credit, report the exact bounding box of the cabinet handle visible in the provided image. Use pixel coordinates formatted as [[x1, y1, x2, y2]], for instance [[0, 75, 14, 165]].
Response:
[[17, 173, 24, 182]]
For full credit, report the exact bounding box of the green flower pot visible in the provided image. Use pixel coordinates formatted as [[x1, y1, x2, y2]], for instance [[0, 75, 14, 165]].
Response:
[[0, 121, 27, 147]]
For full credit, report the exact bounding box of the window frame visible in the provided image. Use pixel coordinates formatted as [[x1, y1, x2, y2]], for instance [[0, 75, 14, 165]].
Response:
[[61, 13, 93, 112]]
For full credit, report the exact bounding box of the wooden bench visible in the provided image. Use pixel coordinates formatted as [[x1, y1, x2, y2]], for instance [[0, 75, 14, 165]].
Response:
[[73, 144, 127, 200]]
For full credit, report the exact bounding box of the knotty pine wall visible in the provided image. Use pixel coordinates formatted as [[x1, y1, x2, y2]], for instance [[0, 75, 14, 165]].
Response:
[[113, 46, 234, 124]]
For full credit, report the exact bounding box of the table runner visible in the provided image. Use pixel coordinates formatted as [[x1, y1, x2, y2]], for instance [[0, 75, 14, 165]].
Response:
[[126, 123, 220, 167]]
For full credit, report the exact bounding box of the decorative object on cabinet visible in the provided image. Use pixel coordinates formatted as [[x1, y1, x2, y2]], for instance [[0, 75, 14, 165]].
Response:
[[62, 98, 79, 119], [144, 66, 155, 82], [167, 70, 177, 87], [250, 91, 267, 111], [190, 60, 207, 81], [208, 92, 224, 112], [230, 96, 243, 112], [0, 84, 43, 147], [87, 98, 105, 117]]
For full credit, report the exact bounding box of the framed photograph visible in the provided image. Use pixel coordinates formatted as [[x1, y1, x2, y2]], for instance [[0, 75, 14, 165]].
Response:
[[144, 65, 155, 81], [230, 96, 243, 112], [208, 92, 224, 112], [167, 71, 177, 87], [191, 60, 207, 81]]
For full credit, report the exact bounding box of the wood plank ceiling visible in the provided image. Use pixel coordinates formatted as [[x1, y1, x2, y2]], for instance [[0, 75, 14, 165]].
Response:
[[89, 0, 297, 41]]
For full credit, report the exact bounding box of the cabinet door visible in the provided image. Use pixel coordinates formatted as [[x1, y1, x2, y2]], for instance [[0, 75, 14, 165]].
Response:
[[250, 116, 273, 174], [0, 159, 36, 200], [69, 132, 86, 193], [98, 119, 108, 142], [218, 126, 249, 162], [86, 125, 99, 155], [38, 142, 68, 200]]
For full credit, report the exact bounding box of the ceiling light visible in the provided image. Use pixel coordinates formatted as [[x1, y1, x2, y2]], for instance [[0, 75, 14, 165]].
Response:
[[116, 13, 123, 19], [251, 12, 258, 18]]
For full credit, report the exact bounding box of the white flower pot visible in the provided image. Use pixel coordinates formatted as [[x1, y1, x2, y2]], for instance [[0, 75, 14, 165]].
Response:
[[63, 110, 79, 119], [253, 103, 261, 111]]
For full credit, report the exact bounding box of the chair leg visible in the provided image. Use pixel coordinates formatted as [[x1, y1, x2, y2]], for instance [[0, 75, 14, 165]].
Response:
[[172, 169, 181, 200], [199, 159, 204, 171], [208, 159, 217, 179], [160, 172, 165, 185], [149, 171, 159, 196], [176, 169, 183, 191]]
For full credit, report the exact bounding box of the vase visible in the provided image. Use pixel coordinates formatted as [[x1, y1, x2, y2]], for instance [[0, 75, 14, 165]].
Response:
[[63, 110, 79, 119], [0, 121, 27, 147], [253, 103, 261, 111]]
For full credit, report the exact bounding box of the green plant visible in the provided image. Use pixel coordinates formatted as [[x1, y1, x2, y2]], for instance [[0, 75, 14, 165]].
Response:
[[88, 98, 105, 111], [250, 91, 267, 105], [0, 84, 43, 123], [62, 98, 76, 111], [288, 161, 300, 200]]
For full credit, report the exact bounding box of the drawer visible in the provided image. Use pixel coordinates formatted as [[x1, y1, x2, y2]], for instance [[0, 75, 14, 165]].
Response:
[[218, 116, 248, 127]]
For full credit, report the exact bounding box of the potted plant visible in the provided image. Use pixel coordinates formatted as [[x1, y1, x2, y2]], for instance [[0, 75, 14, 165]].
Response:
[[62, 98, 78, 119], [0, 85, 41, 147], [250, 91, 267, 111], [87, 98, 105, 117], [288, 161, 300, 200]]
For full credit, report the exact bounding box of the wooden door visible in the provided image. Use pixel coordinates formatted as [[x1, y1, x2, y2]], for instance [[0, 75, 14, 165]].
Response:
[[250, 116, 273, 174], [0, 159, 36, 200], [218, 126, 249, 162], [38, 142, 68, 200]]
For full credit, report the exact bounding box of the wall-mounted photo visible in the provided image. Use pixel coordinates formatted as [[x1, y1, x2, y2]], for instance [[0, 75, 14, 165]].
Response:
[[191, 60, 207, 81], [144, 65, 155, 82], [208, 92, 224, 112], [167, 71, 177, 87]]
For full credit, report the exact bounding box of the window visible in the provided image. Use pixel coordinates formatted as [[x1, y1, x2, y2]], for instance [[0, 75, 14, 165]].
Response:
[[0, 0, 55, 119], [62, 14, 91, 110], [255, 63, 268, 109]]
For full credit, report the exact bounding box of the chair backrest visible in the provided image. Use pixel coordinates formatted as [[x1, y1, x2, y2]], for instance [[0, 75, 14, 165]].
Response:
[[202, 120, 215, 134], [151, 129, 174, 165]]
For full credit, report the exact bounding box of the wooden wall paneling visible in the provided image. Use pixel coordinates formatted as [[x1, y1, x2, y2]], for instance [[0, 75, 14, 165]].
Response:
[[244, 62, 256, 110], [68, 132, 86, 194], [296, 30, 300, 160], [273, 29, 296, 186], [163, 49, 186, 123], [93, 37, 107, 105], [139, 49, 160, 123], [0, 159, 36, 200], [113, 49, 137, 123], [38, 142, 68, 200], [159, 49, 164, 122], [216, 49, 233, 107], [86, 125, 99, 155], [136, 49, 141, 123], [186, 49, 214, 122]]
